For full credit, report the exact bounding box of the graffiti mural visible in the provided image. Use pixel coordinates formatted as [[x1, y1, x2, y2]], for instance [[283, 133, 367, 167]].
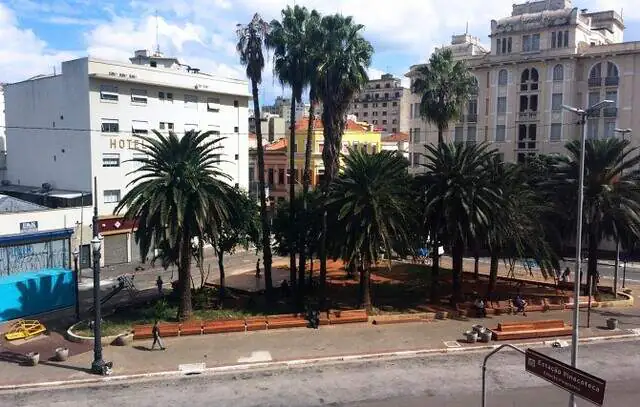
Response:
[[0, 239, 69, 277]]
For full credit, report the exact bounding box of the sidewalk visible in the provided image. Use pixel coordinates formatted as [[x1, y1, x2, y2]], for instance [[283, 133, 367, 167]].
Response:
[[1, 302, 639, 389]]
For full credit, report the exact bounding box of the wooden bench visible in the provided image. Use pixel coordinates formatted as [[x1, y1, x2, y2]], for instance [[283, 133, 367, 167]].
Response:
[[244, 316, 268, 331], [328, 309, 368, 325], [266, 314, 308, 330], [179, 321, 203, 336], [493, 319, 572, 341], [202, 319, 246, 334], [133, 324, 153, 340]]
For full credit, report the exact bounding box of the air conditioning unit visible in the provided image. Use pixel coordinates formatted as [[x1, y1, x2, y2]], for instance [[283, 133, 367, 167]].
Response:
[[41, 182, 52, 192]]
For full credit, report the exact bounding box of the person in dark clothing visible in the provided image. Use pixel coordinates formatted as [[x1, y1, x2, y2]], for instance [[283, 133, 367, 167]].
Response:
[[562, 267, 571, 283], [151, 320, 165, 350], [306, 304, 320, 329], [474, 297, 487, 318], [280, 279, 290, 298], [255, 259, 261, 279], [513, 294, 527, 316], [156, 276, 164, 296]]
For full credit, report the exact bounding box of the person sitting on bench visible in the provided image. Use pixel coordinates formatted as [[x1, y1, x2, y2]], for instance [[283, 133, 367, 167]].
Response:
[[473, 297, 486, 318], [513, 294, 527, 316]]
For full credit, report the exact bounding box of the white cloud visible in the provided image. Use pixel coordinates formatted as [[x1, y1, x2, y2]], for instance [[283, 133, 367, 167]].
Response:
[[0, 3, 78, 83]]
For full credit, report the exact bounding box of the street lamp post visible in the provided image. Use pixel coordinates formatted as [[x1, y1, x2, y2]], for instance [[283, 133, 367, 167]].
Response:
[[562, 99, 614, 407], [73, 249, 80, 322], [90, 177, 111, 375], [613, 128, 632, 297]]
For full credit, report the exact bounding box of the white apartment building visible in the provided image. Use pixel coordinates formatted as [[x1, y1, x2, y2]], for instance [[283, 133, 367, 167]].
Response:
[[348, 74, 411, 134], [406, 0, 638, 167], [3, 50, 251, 265]]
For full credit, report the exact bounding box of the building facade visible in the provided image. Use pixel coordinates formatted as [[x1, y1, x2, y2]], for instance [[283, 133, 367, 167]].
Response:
[[0, 84, 6, 176], [4, 50, 251, 213], [3, 50, 251, 266], [406, 0, 637, 167], [348, 74, 411, 134]]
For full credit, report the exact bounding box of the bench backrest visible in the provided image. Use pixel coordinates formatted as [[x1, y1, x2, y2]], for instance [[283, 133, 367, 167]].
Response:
[[531, 319, 565, 330], [498, 323, 535, 332]]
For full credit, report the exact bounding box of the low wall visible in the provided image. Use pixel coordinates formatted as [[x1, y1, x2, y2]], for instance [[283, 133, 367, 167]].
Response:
[[0, 268, 76, 322]]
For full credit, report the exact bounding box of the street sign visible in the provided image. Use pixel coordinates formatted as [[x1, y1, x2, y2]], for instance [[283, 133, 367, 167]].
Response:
[[525, 348, 606, 406]]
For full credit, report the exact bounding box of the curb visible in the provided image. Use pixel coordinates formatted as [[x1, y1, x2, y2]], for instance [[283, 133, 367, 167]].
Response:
[[2, 331, 638, 393]]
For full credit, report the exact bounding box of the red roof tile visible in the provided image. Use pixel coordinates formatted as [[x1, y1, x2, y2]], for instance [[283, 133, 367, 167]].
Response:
[[265, 138, 287, 151], [382, 132, 409, 142], [294, 118, 370, 132]]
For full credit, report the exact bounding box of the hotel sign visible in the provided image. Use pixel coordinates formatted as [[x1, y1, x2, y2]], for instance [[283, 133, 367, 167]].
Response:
[[525, 349, 606, 406], [109, 138, 144, 150]]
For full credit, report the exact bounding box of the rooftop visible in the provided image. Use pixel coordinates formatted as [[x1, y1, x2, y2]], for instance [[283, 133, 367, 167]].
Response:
[[382, 132, 409, 143], [0, 194, 47, 213], [294, 118, 371, 132]]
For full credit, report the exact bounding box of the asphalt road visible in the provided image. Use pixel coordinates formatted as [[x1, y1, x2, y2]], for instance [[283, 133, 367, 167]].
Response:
[[1, 339, 637, 407]]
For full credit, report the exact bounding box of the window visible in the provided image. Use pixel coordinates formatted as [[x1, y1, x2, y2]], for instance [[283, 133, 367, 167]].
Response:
[[166, 92, 174, 102], [498, 69, 508, 86], [507, 37, 512, 53], [150, 61, 157, 67], [553, 64, 564, 81], [522, 35, 531, 52], [131, 89, 148, 104], [207, 97, 221, 112], [159, 122, 174, 131], [551, 93, 563, 111], [413, 128, 421, 143], [278, 169, 285, 185], [395, 92, 400, 97], [103, 190, 121, 204], [382, 102, 387, 107], [372, 120, 378, 124], [234, 126, 239, 133], [604, 119, 616, 138], [497, 97, 507, 115], [372, 111, 378, 116], [495, 125, 506, 142], [384, 93, 389, 98], [382, 119, 387, 125], [268, 169, 274, 185], [391, 128, 397, 133], [588, 91, 600, 107], [552, 32, 557, 49], [607, 62, 619, 78], [382, 111, 387, 116], [563, 30, 569, 47], [550, 123, 562, 142], [184, 123, 198, 134], [522, 34, 540, 52], [363, 112, 368, 117], [100, 84, 118, 101], [364, 103, 368, 108], [101, 119, 119, 133], [375, 93, 379, 99], [454, 126, 463, 143], [102, 153, 120, 167], [373, 103, 378, 108], [605, 90, 618, 107], [392, 101, 397, 107], [588, 120, 599, 140], [590, 63, 602, 79], [385, 83, 390, 88], [132, 120, 149, 135], [375, 84, 380, 89], [501, 38, 506, 54], [467, 99, 478, 115], [392, 119, 397, 124], [184, 94, 198, 108], [532, 34, 540, 51], [466, 126, 476, 145]]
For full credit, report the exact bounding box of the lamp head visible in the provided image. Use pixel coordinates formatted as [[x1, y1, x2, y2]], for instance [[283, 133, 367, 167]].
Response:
[[91, 236, 101, 252]]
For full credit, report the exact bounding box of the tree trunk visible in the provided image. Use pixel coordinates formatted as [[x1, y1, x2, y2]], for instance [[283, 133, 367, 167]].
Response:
[[486, 251, 499, 299], [360, 258, 372, 312], [473, 245, 480, 281], [308, 252, 314, 290], [587, 222, 599, 297], [251, 79, 273, 301], [437, 125, 444, 145], [288, 92, 298, 295], [451, 239, 464, 306], [430, 237, 441, 304], [217, 249, 226, 303], [177, 231, 193, 321], [297, 92, 316, 307]]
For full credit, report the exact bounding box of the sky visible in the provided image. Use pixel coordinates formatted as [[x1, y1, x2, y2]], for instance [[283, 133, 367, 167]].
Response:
[[1, 0, 639, 104]]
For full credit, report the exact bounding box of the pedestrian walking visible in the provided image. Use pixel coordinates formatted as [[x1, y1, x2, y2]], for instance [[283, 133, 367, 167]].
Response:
[[156, 276, 164, 296], [151, 320, 166, 350]]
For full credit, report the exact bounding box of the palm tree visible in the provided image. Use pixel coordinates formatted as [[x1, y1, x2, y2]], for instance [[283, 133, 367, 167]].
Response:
[[548, 138, 640, 295], [267, 5, 320, 295], [418, 142, 498, 304], [484, 158, 558, 298], [411, 48, 476, 145], [298, 9, 323, 301], [328, 149, 412, 311], [315, 13, 374, 304], [236, 14, 275, 300], [116, 130, 235, 320]]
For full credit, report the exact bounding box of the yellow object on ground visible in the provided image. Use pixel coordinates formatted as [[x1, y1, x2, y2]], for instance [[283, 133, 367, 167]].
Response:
[[4, 320, 46, 341]]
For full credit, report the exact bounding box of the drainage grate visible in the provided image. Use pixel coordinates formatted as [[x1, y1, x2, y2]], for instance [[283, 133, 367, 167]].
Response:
[[179, 363, 206, 375], [444, 341, 462, 348]]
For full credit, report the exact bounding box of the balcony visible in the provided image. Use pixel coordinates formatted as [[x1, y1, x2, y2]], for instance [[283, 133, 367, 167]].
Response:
[[588, 77, 603, 87], [517, 111, 539, 121], [605, 76, 620, 87], [465, 114, 478, 123], [603, 107, 618, 117]]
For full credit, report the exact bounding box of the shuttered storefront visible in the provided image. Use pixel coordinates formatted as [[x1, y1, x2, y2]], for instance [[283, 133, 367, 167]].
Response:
[[103, 234, 128, 266], [129, 232, 146, 264]]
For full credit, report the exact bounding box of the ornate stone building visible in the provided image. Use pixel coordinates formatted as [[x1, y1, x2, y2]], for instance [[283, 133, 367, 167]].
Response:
[[406, 0, 636, 167]]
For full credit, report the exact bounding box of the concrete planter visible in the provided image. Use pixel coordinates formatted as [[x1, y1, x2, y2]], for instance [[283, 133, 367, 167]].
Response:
[[472, 325, 486, 334], [606, 318, 619, 330], [26, 352, 39, 366], [464, 330, 478, 343], [479, 331, 493, 343], [66, 321, 131, 346], [55, 347, 69, 361]]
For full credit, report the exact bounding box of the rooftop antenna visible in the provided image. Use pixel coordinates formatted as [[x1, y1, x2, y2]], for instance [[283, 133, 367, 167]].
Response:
[[154, 10, 160, 56], [465, 21, 469, 34]]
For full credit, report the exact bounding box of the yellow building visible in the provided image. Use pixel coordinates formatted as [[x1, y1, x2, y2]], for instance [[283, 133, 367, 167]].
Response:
[[290, 118, 383, 186]]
